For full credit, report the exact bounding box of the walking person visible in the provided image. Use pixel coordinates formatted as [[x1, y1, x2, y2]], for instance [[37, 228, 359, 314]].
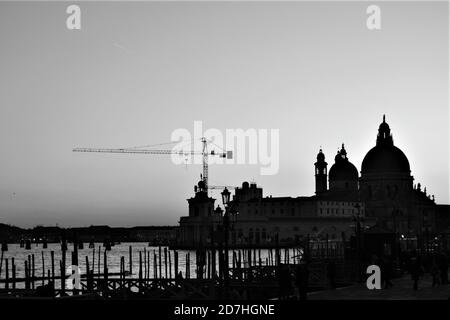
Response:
[[410, 256, 423, 291], [431, 258, 441, 287], [295, 262, 309, 300], [278, 265, 293, 300], [383, 256, 393, 289], [326, 260, 336, 289]]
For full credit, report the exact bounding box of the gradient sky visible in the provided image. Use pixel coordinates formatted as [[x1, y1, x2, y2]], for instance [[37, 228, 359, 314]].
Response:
[[0, 1, 448, 228]]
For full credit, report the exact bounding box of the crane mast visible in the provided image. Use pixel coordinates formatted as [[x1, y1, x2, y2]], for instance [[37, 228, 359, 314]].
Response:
[[201, 137, 208, 191]]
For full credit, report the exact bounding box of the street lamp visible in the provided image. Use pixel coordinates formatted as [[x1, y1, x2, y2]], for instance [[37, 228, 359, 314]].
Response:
[[221, 188, 231, 297], [353, 203, 363, 282], [221, 187, 231, 206]]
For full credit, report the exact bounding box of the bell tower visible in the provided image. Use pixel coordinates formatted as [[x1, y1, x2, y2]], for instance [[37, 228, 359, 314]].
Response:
[[314, 148, 328, 194]]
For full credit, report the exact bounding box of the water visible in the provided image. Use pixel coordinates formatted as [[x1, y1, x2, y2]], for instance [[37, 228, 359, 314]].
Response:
[[0, 243, 302, 290]]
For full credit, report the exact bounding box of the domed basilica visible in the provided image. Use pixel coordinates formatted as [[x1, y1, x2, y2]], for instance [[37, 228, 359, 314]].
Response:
[[314, 115, 439, 237], [178, 116, 449, 249]]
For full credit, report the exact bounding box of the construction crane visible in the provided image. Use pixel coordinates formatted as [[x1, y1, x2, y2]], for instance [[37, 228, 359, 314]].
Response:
[[208, 185, 238, 191], [73, 137, 233, 195]]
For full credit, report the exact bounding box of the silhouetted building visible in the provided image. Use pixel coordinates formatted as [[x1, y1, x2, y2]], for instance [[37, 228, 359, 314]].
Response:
[[179, 181, 367, 247], [359, 116, 440, 238], [177, 116, 450, 248]]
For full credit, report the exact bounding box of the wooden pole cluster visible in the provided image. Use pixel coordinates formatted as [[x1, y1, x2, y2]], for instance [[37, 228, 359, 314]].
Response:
[[0, 242, 325, 299]]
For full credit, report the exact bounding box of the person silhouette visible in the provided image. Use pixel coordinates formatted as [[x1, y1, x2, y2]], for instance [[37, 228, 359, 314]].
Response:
[[410, 256, 423, 291]]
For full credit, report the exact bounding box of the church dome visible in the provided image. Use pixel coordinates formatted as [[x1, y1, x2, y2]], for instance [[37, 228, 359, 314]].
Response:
[[361, 115, 411, 174], [361, 145, 410, 174], [329, 144, 358, 181]]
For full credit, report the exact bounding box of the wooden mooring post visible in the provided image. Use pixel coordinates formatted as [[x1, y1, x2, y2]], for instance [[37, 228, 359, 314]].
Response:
[[174, 250, 179, 279], [31, 254, 35, 290], [129, 245, 132, 275], [92, 246, 95, 277], [97, 246, 101, 275], [51, 251, 55, 284], [103, 249, 108, 295], [186, 252, 190, 279], [153, 252, 157, 279], [138, 251, 143, 291], [164, 247, 168, 279], [4, 259, 9, 289], [158, 246, 162, 279], [143, 248, 147, 279], [11, 258, 16, 289], [24, 260, 29, 290], [168, 249, 172, 279]]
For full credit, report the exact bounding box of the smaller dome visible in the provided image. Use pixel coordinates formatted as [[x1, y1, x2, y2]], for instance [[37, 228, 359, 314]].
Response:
[[242, 181, 249, 189], [329, 161, 358, 181], [329, 144, 358, 181]]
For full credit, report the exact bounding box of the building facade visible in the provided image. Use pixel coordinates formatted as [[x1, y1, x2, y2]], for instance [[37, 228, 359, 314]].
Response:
[[177, 116, 448, 248]]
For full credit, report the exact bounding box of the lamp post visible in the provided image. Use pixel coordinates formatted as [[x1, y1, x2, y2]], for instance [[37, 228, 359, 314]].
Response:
[[221, 187, 231, 296], [353, 204, 363, 282]]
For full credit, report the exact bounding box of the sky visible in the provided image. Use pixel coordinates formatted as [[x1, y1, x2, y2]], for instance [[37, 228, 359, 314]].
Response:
[[0, 1, 448, 228]]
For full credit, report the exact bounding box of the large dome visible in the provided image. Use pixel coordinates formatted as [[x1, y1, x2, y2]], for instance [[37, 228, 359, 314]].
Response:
[[361, 145, 410, 174], [361, 116, 411, 174], [329, 144, 358, 181]]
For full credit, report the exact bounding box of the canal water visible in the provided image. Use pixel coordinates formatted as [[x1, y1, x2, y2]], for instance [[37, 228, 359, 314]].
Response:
[[0, 243, 301, 289]]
